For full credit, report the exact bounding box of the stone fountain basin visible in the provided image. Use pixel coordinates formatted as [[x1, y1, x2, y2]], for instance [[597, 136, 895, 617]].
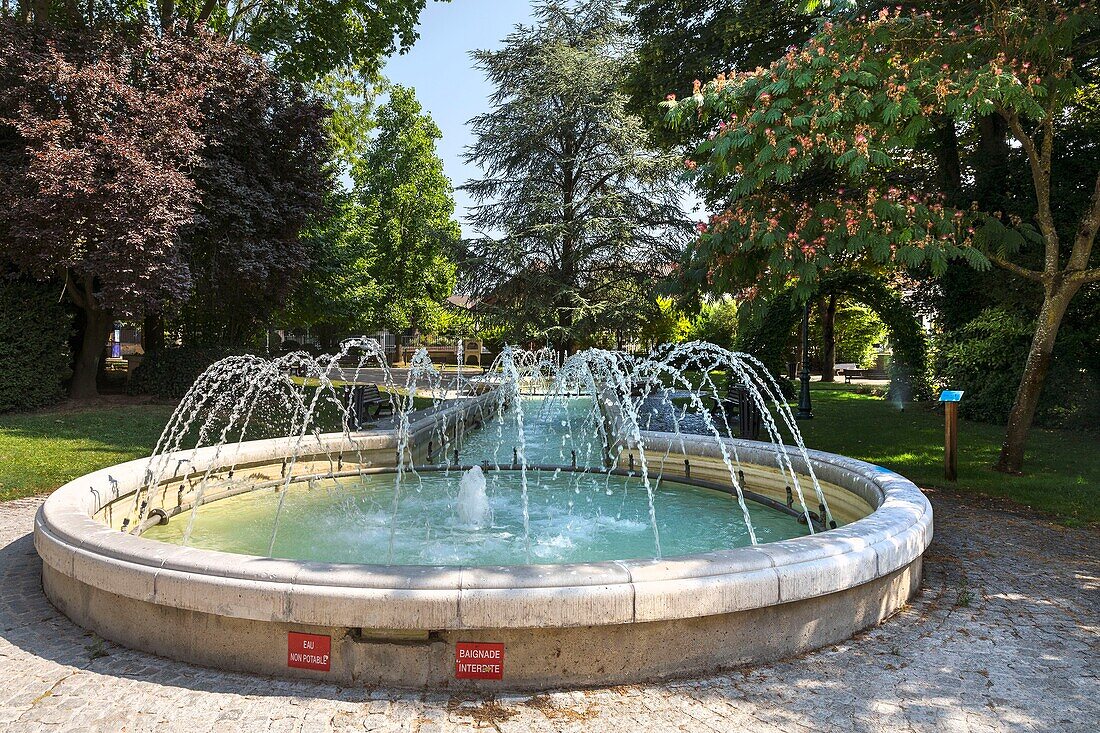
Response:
[[34, 422, 931, 689]]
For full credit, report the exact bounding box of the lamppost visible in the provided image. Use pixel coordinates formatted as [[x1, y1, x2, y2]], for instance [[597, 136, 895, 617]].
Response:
[[796, 300, 814, 420]]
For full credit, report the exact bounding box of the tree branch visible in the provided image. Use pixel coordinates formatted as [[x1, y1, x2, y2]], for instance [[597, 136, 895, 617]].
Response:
[[186, 0, 218, 34], [1069, 267, 1100, 285], [989, 255, 1043, 282], [59, 267, 86, 309], [1001, 109, 1059, 273], [158, 0, 175, 31]]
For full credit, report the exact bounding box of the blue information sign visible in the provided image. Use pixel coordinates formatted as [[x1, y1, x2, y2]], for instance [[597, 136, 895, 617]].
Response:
[[939, 390, 964, 403]]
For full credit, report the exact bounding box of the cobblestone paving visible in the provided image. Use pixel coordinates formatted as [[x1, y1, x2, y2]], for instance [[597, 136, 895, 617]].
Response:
[[1, 491, 1097, 732]]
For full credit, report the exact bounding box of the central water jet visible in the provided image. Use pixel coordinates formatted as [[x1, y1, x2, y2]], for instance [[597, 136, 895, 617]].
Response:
[[456, 465, 491, 529]]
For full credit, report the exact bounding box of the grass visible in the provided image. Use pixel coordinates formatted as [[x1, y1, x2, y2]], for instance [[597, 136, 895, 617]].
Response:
[[0, 404, 176, 502], [1, 384, 1096, 525], [790, 384, 1099, 526], [0, 390, 437, 502]]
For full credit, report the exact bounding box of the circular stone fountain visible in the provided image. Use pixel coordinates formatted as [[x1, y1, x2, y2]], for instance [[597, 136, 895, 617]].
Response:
[[34, 343, 931, 689]]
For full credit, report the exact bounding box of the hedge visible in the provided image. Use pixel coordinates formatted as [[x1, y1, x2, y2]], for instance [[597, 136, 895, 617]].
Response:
[[0, 278, 72, 411]]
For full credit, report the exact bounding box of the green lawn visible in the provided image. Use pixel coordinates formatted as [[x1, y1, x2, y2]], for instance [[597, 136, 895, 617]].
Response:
[[790, 385, 1099, 526], [2, 386, 1096, 525], [0, 392, 434, 502], [0, 404, 176, 502]]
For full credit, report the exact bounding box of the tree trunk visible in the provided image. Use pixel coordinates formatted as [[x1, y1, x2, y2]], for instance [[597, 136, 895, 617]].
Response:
[[975, 114, 1010, 211], [934, 116, 963, 205], [316, 324, 337, 353], [994, 279, 1078, 473], [819, 294, 837, 382], [555, 306, 574, 361], [70, 306, 113, 399], [393, 330, 404, 367], [29, 0, 49, 23], [142, 312, 164, 355]]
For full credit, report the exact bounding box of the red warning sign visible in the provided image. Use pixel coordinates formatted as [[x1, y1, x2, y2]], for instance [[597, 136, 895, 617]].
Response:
[[288, 632, 331, 671], [455, 641, 504, 680]]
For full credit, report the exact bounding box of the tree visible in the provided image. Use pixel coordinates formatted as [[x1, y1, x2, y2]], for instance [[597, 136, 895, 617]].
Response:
[[284, 85, 459, 348], [639, 296, 693, 348], [281, 191, 383, 348], [664, 2, 1099, 473], [687, 295, 739, 349], [180, 46, 334, 348], [462, 0, 690, 355], [355, 86, 459, 344], [5, 0, 431, 85], [624, 0, 813, 142], [0, 24, 203, 397]]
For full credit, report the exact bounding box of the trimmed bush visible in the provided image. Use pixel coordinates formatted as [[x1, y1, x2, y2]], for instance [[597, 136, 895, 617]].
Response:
[[129, 345, 231, 399], [0, 278, 72, 411]]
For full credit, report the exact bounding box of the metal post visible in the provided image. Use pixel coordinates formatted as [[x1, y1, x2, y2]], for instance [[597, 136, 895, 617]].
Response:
[[796, 300, 814, 420]]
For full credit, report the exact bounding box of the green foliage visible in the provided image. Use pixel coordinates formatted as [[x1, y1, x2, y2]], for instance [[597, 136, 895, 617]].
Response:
[[639, 297, 693, 348], [130, 345, 234, 400], [624, 0, 813, 144], [5, 0, 432, 85], [829, 300, 886, 367], [281, 191, 382, 340], [687, 296, 739, 349], [354, 85, 459, 333], [283, 85, 458, 341], [937, 307, 1099, 430], [662, 3, 1097, 298], [738, 270, 931, 400], [0, 278, 71, 412], [659, 2, 1100, 470]]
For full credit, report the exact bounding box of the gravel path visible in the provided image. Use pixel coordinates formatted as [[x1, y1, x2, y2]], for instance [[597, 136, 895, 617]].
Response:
[[1, 491, 1096, 732]]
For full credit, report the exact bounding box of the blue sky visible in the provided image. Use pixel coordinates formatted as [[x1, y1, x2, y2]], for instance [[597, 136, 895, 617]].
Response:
[[382, 0, 538, 236]]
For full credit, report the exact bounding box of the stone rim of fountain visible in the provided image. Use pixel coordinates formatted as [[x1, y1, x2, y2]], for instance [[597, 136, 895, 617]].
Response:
[[34, 423, 931, 631]]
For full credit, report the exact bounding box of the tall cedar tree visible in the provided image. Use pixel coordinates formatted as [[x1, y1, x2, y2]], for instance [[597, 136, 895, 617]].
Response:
[[462, 0, 689, 354]]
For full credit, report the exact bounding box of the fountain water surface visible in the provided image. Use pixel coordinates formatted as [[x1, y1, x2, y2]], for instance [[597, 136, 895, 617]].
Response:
[[136, 340, 836, 564]]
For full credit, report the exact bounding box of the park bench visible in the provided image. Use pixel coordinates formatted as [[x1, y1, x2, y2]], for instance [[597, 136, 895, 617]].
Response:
[[721, 383, 762, 440], [344, 384, 393, 429], [843, 368, 889, 383]]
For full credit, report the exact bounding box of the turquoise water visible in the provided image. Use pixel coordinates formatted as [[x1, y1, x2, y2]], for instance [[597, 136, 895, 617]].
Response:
[[145, 470, 804, 565], [457, 396, 610, 467], [144, 397, 807, 565]]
